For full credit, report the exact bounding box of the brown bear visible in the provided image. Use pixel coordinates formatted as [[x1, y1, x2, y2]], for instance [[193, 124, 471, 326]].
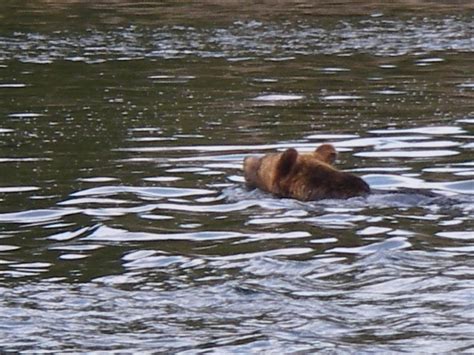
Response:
[[243, 144, 370, 201]]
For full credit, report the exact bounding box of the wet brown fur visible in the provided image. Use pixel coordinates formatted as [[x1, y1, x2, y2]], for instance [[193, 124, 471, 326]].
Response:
[[243, 144, 370, 201]]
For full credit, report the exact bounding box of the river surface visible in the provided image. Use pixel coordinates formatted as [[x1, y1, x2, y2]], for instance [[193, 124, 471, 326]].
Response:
[[0, 1, 473, 352]]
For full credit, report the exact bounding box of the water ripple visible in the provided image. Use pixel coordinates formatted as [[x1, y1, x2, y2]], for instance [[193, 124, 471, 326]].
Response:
[[70, 185, 215, 199], [0, 208, 80, 224], [252, 94, 304, 101], [327, 237, 411, 254], [0, 186, 40, 193], [365, 174, 474, 195], [369, 125, 466, 135], [0, 6, 473, 353], [1, 17, 473, 63], [82, 225, 243, 242], [356, 149, 459, 158]]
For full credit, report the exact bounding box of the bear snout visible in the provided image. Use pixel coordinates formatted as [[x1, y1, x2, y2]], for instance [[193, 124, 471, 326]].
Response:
[[340, 174, 371, 197]]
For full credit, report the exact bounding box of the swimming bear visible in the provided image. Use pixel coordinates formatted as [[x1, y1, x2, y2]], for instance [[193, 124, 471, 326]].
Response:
[[243, 144, 370, 201]]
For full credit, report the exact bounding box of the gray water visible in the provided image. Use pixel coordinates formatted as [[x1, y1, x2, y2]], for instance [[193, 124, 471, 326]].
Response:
[[0, 1, 473, 352]]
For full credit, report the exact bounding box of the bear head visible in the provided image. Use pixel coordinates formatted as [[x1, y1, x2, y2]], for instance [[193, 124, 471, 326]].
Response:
[[243, 144, 370, 201]]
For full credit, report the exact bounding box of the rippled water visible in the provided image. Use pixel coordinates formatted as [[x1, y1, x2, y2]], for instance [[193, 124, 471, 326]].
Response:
[[0, 1, 473, 352]]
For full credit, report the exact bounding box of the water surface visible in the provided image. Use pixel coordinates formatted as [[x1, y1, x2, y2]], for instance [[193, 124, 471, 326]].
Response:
[[0, 1, 473, 352]]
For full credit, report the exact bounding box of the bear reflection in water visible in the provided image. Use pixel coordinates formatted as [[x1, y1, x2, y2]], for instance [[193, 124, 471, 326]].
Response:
[[243, 144, 370, 201]]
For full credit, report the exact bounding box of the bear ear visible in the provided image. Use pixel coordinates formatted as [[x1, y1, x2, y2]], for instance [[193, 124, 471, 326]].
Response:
[[314, 144, 337, 165], [277, 148, 298, 177]]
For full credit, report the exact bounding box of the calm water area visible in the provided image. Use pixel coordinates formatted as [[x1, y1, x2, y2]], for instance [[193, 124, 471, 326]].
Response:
[[0, 1, 473, 352]]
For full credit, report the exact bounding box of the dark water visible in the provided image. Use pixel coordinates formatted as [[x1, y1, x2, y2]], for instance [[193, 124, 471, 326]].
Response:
[[0, 1, 473, 352]]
